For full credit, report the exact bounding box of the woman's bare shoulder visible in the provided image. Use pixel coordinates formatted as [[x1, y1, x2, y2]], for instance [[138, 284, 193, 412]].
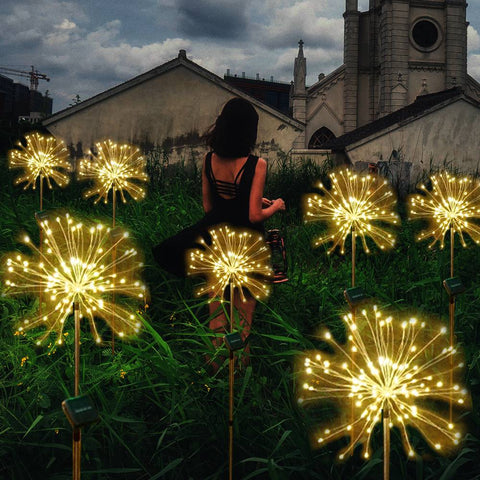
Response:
[[256, 157, 267, 169]]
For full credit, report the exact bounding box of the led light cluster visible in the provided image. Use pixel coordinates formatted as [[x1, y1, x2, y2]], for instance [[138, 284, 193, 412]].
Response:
[[303, 169, 399, 254], [188, 224, 273, 302], [4, 211, 146, 345], [409, 172, 480, 248], [79, 140, 148, 204], [298, 305, 469, 460], [8, 132, 70, 190]]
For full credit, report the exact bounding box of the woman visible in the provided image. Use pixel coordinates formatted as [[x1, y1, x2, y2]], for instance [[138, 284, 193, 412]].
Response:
[[201, 97, 285, 368], [154, 97, 285, 368]]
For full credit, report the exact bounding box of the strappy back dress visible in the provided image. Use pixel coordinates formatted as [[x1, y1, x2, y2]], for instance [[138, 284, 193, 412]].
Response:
[[202, 152, 262, 232], [152, 152, 263, 276]]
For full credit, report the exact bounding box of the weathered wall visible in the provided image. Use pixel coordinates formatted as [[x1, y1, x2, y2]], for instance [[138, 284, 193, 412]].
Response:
[[346, 99, 480, 182], [45, 65, 302, 166]]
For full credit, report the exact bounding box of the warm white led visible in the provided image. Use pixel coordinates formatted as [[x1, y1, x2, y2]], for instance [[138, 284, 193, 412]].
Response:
[[8, 132, 70, 190], [187, 224, 273, 302], [297, 305, 469, 460], [3, 211, 146, 344], [409, 172, 480, 248], [303, 169, 399, 254], [78, 140, 148, 204]]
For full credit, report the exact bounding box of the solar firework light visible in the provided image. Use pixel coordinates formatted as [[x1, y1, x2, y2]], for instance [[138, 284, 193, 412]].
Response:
[[8, 132, 71, 210], [303, 168, 399, 450], [409, 171, 480, 420], [303, 169, 399, 255], [408, 172, 480, 251], [188, 224, 273, 302], [78, 139, 148, 352], [297, 305, 470, 480], [187, 224, 272, 480], [3, 211, 146, 480], [303, 168, 398, 288], [78, 139, 148, 227], [4, 212, 146, 344]]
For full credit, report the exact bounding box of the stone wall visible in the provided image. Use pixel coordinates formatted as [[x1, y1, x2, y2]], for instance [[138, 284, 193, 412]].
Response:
[[345, 99, 480, 188]]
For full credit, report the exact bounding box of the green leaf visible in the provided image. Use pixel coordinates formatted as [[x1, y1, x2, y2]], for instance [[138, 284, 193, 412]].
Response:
[[22, 415, 43, 438]]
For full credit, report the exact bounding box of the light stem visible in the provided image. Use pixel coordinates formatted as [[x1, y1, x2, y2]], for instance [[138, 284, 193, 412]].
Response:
[[449, 226, 455, 423], [112, 186, 116, 228], [450, 225, 454, 279], [350, 226, 356, 450], [352, 226, 356, 287], [228, 283, 235, 480], [39, 174, 43, 211], [383, 405, 390, 480], [73, 301, 81, 480], [111, 187, 116, 354]]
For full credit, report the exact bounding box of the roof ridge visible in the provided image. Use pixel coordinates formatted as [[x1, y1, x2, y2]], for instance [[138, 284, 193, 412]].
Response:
[[43, 51, 303, 129], [324, 87, 467, 150]]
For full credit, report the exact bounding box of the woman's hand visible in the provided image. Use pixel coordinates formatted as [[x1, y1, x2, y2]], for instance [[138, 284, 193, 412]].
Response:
[[262, 197, 273, 208], [272, 198, 286, 212]]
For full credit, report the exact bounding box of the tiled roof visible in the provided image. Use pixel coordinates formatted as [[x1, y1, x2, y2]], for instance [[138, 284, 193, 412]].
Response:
[[324, 87, 470, 150]]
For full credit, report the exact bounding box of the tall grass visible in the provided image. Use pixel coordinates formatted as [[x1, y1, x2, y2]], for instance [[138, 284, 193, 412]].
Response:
[[0, 152, 479, 479]]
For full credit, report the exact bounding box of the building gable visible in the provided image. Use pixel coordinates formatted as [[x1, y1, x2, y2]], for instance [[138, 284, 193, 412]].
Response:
[[343, 94, 480, 181], [43, 51, 303, 162]]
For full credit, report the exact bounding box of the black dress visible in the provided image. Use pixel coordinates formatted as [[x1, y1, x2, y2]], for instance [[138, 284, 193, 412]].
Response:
[[152, 152, 262, 277]]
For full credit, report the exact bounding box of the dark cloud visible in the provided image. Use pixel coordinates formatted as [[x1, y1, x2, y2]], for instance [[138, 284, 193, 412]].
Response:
[[177, 0, 249, 40]]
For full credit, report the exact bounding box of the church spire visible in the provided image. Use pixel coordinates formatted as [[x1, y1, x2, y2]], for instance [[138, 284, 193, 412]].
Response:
[[292, 39, 307, 146], [294, 39, 306, 93], [298, 39, 304, 58]]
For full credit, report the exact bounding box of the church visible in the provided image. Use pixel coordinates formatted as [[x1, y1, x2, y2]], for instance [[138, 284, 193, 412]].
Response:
[[291, 0, 480, 180], [43, 0, 480, 181]]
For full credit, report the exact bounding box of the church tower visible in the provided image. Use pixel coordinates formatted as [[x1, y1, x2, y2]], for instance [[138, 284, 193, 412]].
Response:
[[343, 0, 468, 131], [344, 0, 360, 132]]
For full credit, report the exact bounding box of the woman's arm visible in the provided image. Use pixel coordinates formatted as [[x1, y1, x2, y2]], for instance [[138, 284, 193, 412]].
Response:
[[249, 158, 285, 223], [202, 154, 213, 213]]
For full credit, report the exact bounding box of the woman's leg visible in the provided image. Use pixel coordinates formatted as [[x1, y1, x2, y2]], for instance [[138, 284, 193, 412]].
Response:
[[207, 292, 256, 371], [206, 299, 228, 372], [208, 300, 228, 347], [234, 296, 256, 366]]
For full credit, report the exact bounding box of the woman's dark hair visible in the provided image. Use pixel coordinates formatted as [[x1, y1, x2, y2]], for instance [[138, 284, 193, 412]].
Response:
[[204, 97, 259, 158]]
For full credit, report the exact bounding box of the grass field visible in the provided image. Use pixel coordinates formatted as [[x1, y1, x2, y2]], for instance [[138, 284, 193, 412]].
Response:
[[0, 150, 479, 479]]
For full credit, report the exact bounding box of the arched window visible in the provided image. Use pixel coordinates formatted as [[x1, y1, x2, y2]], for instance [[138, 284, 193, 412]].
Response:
[[308, 127, 336, 149]]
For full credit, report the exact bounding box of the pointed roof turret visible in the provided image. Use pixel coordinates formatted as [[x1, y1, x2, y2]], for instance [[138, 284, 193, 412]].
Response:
[[294, 39, 306, 94], [298, 39, 305, 58]]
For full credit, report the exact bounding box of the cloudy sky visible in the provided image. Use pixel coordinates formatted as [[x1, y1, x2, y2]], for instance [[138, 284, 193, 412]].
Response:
[[2, 0, 480, 112]]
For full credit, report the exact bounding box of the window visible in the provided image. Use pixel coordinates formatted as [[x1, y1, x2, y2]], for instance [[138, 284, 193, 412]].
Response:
[[308, 127, 336, 149], [411, 18, 441, 52]]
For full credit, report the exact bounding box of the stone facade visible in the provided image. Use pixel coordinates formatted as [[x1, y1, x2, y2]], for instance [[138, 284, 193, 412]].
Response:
[[294, 0, 478, 152]]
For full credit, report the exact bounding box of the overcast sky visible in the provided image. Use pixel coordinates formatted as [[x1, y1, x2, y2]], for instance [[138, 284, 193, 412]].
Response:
[[2, 0, 480, 113]]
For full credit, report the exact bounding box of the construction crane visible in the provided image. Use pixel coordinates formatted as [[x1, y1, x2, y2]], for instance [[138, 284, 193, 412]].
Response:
[[0, 65, 50, 91]]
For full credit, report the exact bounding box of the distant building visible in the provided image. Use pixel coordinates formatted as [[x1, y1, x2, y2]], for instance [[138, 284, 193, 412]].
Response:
[[223, 72, 291, 115], [0, 75, 15, 123], [0, 74, 52, 126]]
